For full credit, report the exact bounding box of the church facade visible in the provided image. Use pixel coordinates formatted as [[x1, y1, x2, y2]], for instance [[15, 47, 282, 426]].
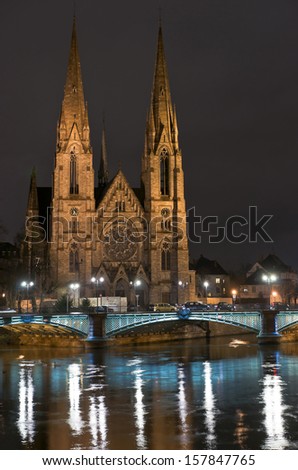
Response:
[[24, 17, 196, 308]]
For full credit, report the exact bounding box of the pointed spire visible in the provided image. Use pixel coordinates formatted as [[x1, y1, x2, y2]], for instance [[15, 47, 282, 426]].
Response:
[[172, 104, 179, 145], [27, 167, 39, 214], [98, 120, 109, 187], [83, 101, 90, 143], [146, 23, 179, 153], [57, 15, 90, 150]]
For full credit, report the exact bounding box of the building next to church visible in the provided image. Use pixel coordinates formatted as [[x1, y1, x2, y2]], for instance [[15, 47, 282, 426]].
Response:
[[23, 16, 196, 308], [193, 255, 231, 298], [239, 254, 298, 305]]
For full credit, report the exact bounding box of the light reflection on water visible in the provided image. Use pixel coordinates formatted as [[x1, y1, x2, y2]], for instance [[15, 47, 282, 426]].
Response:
[[17, 363, 35, 444], [203, 361, 217, 449], [133, 366, 147, 449], [260, 351, 289, 450], [68, 363, 83, 435], [177, 364, 189, 448], [1, 337, 298, 450]]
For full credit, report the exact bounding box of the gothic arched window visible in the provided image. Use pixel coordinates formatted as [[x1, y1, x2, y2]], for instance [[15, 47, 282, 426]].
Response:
[[161, 208, 171, 231], [69, 243, 79, 273], [70, 150, 79, 194], [161, 240, 171, 271], [160, 148, 169, 196]]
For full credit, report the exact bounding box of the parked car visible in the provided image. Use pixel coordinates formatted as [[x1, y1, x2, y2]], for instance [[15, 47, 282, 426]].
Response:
[[270, 302, 290, 311], [215, 302, 236, 312], [151, 303, 177, 312], [183, 301, 209, 312], [95, 305, 113, 313]]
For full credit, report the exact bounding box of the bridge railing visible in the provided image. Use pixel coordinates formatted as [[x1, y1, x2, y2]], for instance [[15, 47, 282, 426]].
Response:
[[276, 311, 298, 331], [0, 313, 89, 335], [188, 311, 261, 331], [105, 312, 178, 335], [104, 311, 262, 335]]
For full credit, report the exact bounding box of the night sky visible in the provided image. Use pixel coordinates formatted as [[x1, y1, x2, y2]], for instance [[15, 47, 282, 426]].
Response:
[[1, 0, 298, 272]]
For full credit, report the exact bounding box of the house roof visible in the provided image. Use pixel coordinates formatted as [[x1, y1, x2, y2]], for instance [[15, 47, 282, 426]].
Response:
[[259, 254, 292, 272], [247, 253, 296, 278], [245, 267, 268, 285], [0, 242, 17, 252], [194, 255, 228, 275]]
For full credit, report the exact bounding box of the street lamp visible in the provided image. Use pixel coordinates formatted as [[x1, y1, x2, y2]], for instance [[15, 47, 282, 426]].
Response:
[[178, 280, 189, 304], [91, 276, 104, 311], [272, 291, 278, 300], [231, 289, 237, 306], [70, 283, 80, 308], [21, 281, 34, 313], [135, 279, 141, 311], [262, 274, 277, 306], [203, 281, 209, 298]]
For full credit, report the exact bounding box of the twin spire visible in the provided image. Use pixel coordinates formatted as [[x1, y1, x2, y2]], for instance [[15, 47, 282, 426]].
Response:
[[146, 26, 179, 155], [57, 16, 90, 152], [98, 122, 109, 187], [57, 16, 178, 182]]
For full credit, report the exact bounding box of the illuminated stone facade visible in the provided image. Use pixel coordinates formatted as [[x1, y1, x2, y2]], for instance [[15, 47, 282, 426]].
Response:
[[24, 17, 195, 307]]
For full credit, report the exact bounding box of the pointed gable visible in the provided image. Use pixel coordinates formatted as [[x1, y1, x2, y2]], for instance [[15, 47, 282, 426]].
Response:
[[114, 264, 130, 284], [135, 264, 150, 284], [96, 170, 144, 217]]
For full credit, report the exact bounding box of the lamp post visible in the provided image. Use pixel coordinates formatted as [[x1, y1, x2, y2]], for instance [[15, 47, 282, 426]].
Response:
[[91, 276, 104, 311], [135, 279, 141, 312], [70, 283, 80, 308], [262, 274, 277, 306], [203, 281, 209, 299], [231, 289, 237, 307], [178, 280, 189, 305], [21, 281, 34, 313]]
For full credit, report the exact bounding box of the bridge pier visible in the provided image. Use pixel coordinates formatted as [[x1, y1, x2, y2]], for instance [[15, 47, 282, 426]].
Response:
[[85, 313, 108, 347], [257, 310, 281, 344]]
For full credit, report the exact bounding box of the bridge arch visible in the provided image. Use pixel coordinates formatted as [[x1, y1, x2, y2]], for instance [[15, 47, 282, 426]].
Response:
[[104, 312, 262, 337], [0, 314, 89, 336]]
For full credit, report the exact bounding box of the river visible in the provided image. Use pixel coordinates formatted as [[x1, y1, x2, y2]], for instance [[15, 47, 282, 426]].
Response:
[[0, 334, 298, 450]]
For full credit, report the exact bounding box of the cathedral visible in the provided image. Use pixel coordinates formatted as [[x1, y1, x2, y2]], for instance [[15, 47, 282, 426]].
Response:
[[24, 16, 196, 308]]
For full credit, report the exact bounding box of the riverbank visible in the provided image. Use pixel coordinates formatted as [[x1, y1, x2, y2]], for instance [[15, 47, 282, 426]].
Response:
[[1, 321, 298, 347]]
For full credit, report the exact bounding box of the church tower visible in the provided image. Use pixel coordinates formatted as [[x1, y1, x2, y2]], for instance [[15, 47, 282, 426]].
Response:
[[50, 16, 95, 292], [141, 26, 195, 304], [24, 16, 196, 306]]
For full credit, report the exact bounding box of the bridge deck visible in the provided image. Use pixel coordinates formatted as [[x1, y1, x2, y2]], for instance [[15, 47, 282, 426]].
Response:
[[0, 310, 298, 337]]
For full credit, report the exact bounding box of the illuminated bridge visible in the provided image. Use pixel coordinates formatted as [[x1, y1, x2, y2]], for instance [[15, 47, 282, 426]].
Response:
[[1, 310, 298, 344]]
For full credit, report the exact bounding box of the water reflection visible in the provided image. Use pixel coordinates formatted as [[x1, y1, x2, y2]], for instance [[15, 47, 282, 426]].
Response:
[[89, 395, 108, 449], [260, 351, 289, 449], [203, 361, 217, 448], [17, 362, 35, 444], [1, 340, 298, 450], [234, 409, 249, 449], [86, 364, 109, 449], [133, 367, 147, 449], [177, 364, 190, 448], [68, 363, 83, 434]]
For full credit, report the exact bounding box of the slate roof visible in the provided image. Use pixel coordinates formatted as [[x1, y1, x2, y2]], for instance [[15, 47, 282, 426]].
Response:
[[194, 255, 228, 275]]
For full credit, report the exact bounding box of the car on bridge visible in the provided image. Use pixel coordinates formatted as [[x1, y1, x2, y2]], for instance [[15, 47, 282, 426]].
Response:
[[214, 302, 236, 312], [183, 301, 210, 312], [149, 303, 177, 312], [270, 302, 290, 311]]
